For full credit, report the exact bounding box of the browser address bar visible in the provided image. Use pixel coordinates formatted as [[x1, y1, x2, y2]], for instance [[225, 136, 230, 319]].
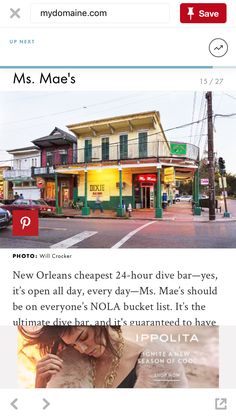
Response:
[[31, 3, 170, 24]]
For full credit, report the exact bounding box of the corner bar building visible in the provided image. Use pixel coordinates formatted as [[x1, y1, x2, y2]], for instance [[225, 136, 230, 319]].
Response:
[[57, 111, 200, 217]]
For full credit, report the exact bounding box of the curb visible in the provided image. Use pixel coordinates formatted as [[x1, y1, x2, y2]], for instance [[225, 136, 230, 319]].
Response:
[[48, 214, 236, 223]]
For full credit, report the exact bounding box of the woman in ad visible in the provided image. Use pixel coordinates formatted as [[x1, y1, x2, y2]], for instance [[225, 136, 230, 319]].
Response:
[[19, 325, 189, 388]]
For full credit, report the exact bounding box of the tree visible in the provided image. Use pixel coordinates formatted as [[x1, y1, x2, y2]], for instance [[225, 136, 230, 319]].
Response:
[[176, 160, 236, 197], [226, 173, 236, 197], [178, 180, 192, 195]]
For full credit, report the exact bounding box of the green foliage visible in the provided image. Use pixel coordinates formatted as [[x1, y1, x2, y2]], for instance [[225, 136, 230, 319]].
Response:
[[178, 180, 192, 195], [177, 160, 236, 198], [226, 173, 236, 196]]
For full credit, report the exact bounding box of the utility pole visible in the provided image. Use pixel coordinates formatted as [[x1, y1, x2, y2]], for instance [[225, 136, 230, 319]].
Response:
[[206, 91, 216, 221]]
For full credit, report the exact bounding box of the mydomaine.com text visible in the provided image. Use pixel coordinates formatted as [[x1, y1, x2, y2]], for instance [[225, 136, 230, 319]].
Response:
[[40, 9, 108, 19]]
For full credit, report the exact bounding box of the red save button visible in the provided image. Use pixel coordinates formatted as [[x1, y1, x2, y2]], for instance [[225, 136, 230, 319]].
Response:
[[180, 3, 227, 23]]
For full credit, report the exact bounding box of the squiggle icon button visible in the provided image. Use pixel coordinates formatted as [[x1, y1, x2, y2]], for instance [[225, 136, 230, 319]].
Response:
[[20, 216, 31, 230]]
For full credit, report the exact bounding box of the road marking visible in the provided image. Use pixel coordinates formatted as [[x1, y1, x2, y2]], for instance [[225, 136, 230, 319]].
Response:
[[111, 221, 156, 249], [50, 231, 97, 248]]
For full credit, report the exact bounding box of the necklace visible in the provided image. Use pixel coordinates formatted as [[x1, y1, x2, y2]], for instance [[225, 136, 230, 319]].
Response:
[[90, 330, 125, 388]]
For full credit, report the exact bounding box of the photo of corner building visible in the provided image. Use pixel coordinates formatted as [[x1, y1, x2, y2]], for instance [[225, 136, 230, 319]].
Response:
[[1, 91, 235, 248], [46, 111, 200, 217]]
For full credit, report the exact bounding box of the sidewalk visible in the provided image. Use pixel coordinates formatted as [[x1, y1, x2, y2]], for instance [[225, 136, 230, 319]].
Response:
[[53, 203, 236, 222]]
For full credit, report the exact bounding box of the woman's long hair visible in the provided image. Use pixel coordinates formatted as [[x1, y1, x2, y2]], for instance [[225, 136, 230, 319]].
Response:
[[18, 326, 122, 356]]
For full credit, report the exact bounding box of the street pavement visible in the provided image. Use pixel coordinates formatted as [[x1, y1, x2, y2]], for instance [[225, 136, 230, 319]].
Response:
[[0, 215, 236, 248]]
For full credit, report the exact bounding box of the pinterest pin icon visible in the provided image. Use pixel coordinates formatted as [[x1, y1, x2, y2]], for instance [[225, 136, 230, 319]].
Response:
[[12, 210, 39, 236], [187, 7, 194, 21], [20, 216, 31, 230]]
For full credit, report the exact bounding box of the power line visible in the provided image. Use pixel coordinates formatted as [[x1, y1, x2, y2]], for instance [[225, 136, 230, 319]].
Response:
[[192, 92, 205, 145], [0, 93, 174, 135], [197, 102, 207, 147], [189, 92, 197, 144], [223, 93, 236, 100], [0, 93, 149, 126], [215, 112, 236, 118], [0, 116, 209, 164], [0, 112, 234, 164]]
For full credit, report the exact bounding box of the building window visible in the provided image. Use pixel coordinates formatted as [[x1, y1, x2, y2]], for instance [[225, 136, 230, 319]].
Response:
[[84, 139, 92, 163], [73, 145, 77, 163], [15, 159, 21, 170], [46, 152, 53, 166], [59, 149, 68, 165], [119, 134, 128, 159], [139, 132, 148, 158], [31, 158, 37, 167], [102, 137, 109, 161]]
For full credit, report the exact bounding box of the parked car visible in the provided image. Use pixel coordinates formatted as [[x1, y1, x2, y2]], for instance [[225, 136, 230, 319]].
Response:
[[1, 199, 56, 216], [176, 195, 193, 202], [0, 207, 12, 229]]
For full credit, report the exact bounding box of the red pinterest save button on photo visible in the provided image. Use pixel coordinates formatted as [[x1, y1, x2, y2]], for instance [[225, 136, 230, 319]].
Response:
[[180, 3, 227, 23]]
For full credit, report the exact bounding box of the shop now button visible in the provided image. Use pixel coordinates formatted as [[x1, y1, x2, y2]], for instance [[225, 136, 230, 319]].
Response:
[[180, 3, 227, 23]]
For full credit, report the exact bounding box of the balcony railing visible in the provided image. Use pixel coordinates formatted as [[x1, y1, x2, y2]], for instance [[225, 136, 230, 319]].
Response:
[[31, 140, 199, 175], [3, 169, 33, 180], [78, 140, 165, 163], [185, 143, 199, 161], [32, 166, 55, 176], [77, 140, 199, 164]]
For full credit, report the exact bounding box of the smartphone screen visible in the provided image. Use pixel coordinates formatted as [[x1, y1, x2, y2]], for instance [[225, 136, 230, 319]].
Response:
[[0, 1, 235, 418]]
